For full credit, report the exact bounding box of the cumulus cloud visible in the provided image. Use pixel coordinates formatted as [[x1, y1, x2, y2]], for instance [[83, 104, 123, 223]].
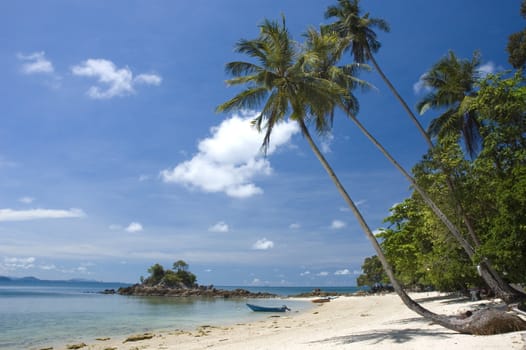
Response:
[[71, 58, 161, 99], [209, 221, 229, 233], [161, 112, 299, 198], [0, 208, 85, 222], [334, 268, 351, 275], [125, 222, 143, 233], [317, 271, 329, 276], [17, 51, 54, 74], [289, 223, 301, 230], [252, 238, 274, 250], [330, 220, 346, 230], [300, 270, 310, 276]]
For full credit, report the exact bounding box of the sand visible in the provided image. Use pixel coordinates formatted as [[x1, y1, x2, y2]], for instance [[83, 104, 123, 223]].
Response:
[[55, 292, 526, 350]]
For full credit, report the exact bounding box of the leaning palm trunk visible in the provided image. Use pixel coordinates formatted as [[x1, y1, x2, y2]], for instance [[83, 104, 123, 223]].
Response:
[[297, 118, 526, 334], [365, 48, 524, 302]]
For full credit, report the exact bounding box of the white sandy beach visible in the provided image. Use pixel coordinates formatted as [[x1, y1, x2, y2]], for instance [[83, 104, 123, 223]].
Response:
[[54, 292, 526, 350]]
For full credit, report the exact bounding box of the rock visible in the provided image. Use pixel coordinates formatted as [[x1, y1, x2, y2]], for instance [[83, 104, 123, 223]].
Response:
[[66, 343, 86, 349], [100, 289, 116, 294], [117, 284, 276, 298], [123, 333, 155, 342]]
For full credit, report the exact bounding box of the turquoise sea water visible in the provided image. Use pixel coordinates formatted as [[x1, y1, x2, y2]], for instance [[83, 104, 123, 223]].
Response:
[[0, 280, 361, 349]]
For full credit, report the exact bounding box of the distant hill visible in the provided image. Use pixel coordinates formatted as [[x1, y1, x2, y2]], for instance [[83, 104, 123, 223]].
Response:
[[0, 276, 114, 283]]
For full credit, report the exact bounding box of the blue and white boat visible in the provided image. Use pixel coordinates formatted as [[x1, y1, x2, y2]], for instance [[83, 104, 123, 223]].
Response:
[[246, 303, 290, 312]]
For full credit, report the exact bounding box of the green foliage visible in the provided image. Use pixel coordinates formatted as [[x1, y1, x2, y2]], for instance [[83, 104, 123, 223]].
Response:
[[381, 197, 481, 291], [143, 260, 197, 288], [507, 0, 526, 69], [383, 71, 526, 289], [146, 263, 165, 285], [356, 255, 388, 287]]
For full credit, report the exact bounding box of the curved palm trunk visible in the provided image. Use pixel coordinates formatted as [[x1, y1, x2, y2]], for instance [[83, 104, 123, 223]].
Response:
[[365, 48, 524, 302], [296, 119, 487, 333]]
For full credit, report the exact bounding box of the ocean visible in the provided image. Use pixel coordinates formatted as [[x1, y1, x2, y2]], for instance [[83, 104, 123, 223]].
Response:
[[0, 280, 362, 349]]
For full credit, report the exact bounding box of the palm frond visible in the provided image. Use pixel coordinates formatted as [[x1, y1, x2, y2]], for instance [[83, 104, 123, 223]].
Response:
[[224, 61, 262, 77], [216, 87, 268, 113]]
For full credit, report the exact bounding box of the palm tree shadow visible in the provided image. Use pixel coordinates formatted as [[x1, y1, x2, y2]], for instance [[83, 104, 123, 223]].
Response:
[[414, 294, 468, 304], [311, 328, 457, 346]]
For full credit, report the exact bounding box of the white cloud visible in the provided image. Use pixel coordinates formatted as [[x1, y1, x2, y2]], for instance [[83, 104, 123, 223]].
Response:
[[138, 174, 151, 182], [289, 223, 301, 230], [125, 222, 143, 233], [161, 112, 299, 198], [320, 133, 334, 154], [300, 270, 310, 276], [71, 58, 161, 99], [413, 73, 432, 95], [17, 51, 54, 74], [3, 257, 36, 270], [478, 61, 503, 77], [330, 220, 346, 230], [317, 271, 329, 276], [39, 264, 57, 271], [334, 268, 351, 275], [251, 278, 262, 285], [18, 197, 35, 204], [135, 74, 162, 85], [373, 228, 385, 237], [252, 238, 274, 250], [209, 221, 229, 233], [0, 208, 85, 222], [355, 199, 367, 207]]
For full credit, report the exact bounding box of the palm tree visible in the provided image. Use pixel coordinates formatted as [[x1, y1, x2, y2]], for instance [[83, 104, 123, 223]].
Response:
[[324, 0, 431, 144], [417, 51, 482, 158], [304, 26, 526, 302], [324, 0, 524, 302], [216, 17, 526, 334]]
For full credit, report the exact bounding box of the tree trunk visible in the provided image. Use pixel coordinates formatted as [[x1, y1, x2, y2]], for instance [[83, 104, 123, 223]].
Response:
[[297, 119, 526, 334], [365, 49, 525, 302]]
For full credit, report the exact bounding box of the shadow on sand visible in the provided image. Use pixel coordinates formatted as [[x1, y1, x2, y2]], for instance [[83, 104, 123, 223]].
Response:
[[413, 294, 469, 304], [311, 327, 459, 346]]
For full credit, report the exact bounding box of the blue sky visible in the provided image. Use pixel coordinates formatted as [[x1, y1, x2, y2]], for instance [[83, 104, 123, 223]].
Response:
[[0, 1, 522, 285]]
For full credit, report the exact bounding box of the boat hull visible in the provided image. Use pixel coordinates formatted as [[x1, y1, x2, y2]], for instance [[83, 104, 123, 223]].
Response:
[[246, 303, 290, 312]]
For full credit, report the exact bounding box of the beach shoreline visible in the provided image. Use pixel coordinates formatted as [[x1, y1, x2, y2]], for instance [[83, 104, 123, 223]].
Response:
[[46, 292, 526, 350]]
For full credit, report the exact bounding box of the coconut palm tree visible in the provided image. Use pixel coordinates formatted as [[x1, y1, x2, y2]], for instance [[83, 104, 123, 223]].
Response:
[[324, 0, 524, 302], [417, 51, 483, 158], [324, 0, 431, 144], [304, 26, 526, 302], [302, 28, 474, 253], [216, 17, 526, 334]]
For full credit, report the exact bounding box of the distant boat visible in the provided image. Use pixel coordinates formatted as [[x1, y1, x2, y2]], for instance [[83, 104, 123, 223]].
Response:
[[246, 303, 290, 312]]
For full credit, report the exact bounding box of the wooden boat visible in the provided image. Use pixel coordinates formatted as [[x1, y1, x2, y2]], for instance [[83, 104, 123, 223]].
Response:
[[246, 303, 290, 312]]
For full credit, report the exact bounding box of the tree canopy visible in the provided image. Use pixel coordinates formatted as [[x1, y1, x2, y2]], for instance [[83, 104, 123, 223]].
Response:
[[143, 260, 197, 288]]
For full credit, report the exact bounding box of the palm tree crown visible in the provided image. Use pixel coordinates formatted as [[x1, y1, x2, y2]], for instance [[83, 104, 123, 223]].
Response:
[[217, 17, 345, 151], [324, 0, 389, 63], [417, 51, 482, 157]]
